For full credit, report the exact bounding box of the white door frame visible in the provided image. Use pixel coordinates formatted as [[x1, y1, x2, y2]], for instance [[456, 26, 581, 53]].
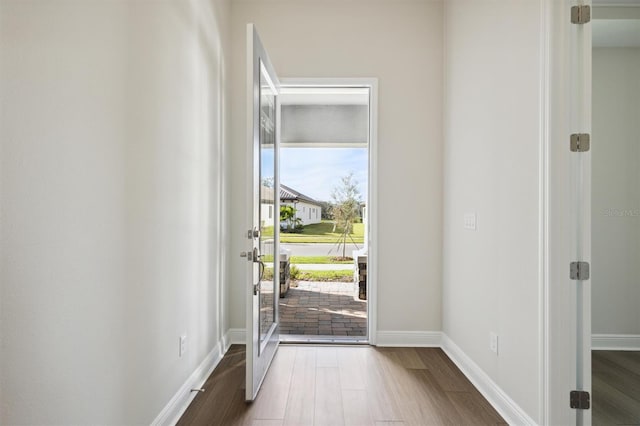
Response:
[[279, 77, 379, 344]]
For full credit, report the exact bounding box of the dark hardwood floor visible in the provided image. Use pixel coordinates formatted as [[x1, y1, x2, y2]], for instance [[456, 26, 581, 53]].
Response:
[[593, 350, 640, 425], [178, 345, 506, 426]]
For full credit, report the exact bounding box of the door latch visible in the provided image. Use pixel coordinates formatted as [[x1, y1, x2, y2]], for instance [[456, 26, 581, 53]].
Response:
[[240, 247, 259, 262]]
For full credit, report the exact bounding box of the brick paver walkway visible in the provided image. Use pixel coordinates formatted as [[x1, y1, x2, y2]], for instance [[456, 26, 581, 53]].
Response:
[[279, 281, 367, 336]]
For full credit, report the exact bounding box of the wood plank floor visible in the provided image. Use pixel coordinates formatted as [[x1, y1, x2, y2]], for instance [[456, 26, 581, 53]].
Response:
[[178, 345, 506, 426], [592, 350, 640, 425]]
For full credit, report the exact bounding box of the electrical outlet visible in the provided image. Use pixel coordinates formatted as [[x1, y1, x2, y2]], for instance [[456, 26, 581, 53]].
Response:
[[180, 335, 187, 357], [463, 213, 477, 230], [489, 332, 498, 355]]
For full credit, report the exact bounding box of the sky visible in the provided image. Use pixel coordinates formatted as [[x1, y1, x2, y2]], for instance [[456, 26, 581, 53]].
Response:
[[263, 147, 368, 202]]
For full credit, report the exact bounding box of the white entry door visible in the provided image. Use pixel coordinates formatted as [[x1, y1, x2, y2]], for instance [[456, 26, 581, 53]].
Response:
[[244, 23, 281, 401]]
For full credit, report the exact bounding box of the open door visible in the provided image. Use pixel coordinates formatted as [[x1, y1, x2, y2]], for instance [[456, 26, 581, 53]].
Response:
[[244, 24, 281, 401]]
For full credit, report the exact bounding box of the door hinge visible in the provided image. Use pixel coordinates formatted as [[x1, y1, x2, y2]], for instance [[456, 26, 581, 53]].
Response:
[[571, 5, 591, 24], [253, 284, 259, 295], [570, 133, 590, 152], [570, 390, 590, 409], [570, 261, 590, 280]]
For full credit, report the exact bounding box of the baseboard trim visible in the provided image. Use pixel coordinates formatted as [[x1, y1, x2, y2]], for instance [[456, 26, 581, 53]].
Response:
[[375, 331, 442, 347], [592, 333, 640, 350], [151, 342, 224, 426], [441, 335, 537, 426], [223, 328, 246, 351]]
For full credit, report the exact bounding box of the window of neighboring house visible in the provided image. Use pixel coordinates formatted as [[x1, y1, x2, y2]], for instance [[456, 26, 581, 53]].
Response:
[[269, 205, 272, 219], [309, 209, 312, 219]]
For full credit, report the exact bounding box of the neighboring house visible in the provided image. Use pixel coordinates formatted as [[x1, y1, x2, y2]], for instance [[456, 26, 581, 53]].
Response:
[[260, 185, 275, 227], [280, 184, 322, 226]]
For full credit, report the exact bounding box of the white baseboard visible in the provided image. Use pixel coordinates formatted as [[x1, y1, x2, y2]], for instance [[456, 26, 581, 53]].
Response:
[[151, 343, 224, 426], [223, 328, 246, 351], [375, 331, 442, 347], [592, 334, 640, 350], [441, 335, 537, 426]]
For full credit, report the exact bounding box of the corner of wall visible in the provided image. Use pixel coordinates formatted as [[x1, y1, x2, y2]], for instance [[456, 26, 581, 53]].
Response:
[[441, 335, 538, 426], [152, 343, 226, 426]]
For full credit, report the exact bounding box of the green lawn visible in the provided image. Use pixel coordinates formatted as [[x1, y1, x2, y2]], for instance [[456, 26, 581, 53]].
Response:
[[261, 221, 364, 243], [262, 255, 352, 264], [280, 221, 363, 243]]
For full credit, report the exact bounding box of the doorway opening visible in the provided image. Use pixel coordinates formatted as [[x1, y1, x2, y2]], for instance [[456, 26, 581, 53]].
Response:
[[274, 84, 374, 343], [591, 8, 640, 424]]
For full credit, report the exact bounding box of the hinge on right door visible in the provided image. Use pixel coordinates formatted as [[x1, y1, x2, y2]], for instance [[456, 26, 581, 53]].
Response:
[[570, 390, 590, 409], [571, 5, 591, 24], [570, 261, 590, 281], [570, 133, 590, 152]]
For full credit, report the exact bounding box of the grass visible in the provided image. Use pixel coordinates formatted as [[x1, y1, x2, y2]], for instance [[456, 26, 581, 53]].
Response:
[[262, 220, 364, 244], [262, 226, 274, 237], [262, 255, 352, 264], [263, 267, 353, 282]]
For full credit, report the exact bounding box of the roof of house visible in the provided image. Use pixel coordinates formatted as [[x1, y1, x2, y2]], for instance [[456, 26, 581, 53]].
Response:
[[280, 184, 322, 207]]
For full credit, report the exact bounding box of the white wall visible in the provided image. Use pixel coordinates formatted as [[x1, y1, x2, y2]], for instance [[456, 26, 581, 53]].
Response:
[[592, 47, 640, 335], [443, 0, 542, 422], [283, 201, 321, 226], [0, 0, 230, 423], [261, 202, 276, 228], [229, 0, 444, 334]]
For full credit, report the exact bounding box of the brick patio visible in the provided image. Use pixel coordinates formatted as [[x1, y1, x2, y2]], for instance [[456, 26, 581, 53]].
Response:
[[279, 281, 367, 336]]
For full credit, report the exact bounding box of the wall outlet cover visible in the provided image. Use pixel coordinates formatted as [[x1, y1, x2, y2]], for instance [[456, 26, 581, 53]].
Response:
[[180, 335, 187, 357]]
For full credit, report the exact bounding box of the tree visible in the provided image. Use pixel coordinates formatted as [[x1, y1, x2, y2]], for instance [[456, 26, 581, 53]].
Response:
[[262, 177, 274, 188], [319, 201, 334, 220], [330, 172, 362, 258], [280, 205, 301, 232]]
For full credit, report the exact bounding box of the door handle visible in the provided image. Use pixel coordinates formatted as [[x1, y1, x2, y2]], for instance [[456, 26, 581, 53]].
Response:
[[254, 260, 266, 296], [241, 247, 263, 295]]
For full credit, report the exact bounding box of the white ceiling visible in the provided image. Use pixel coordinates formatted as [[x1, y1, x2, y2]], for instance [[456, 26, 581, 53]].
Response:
[[593, 19, 640, 47], [280, 87, 369, 106]]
